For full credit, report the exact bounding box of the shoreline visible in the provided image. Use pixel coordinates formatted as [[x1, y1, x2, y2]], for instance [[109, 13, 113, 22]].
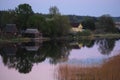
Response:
[[0, 33, 120, 43]]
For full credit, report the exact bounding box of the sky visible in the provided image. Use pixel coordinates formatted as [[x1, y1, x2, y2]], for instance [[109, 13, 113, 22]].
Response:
[[0, 0, 120, 17]]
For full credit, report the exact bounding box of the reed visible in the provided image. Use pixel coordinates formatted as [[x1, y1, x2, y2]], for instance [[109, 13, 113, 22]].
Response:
[[55, 54, 120, 80]]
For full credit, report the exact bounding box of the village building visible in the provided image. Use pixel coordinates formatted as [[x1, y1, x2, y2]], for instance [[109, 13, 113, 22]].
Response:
[[70, 23, 83, 33], [22, 28, 43, 42], [23, 28, 42, 38], [3, 24, 18, 37]]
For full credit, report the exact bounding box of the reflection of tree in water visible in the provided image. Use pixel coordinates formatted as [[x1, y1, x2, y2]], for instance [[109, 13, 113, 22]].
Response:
[[0, 41, 71, 73], [39, 41, 71, 64], [96, 39, 116, 55], [0, 44, 18, 68], [80, 39, 95, 48], [16, 58, 33, 74], [70, 39, 95, 49], [0, 44, 34, 73]]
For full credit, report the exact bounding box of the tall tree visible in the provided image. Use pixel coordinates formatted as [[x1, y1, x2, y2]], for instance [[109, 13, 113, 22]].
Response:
[[98, 14, 117, 33], [81, 16, 96, 31], [0, 10, 16, 28], [49, 6, 60, 17], [47, 6, 71, 37], [15, 3, 34, 30], [27, 14, 46, 31]]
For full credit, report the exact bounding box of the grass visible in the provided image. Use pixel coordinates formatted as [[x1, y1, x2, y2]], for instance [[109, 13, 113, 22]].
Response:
[[0, 37, 31, 43], [55, 54, 120, 80], [69, 33, 120, 41], [94, 33, 120, 39], [0, 33, 120, 43], [0, 37, 50, 43]]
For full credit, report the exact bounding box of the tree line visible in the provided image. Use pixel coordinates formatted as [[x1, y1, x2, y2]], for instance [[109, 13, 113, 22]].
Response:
[[0, 3, 119, 37], [0, 4, 71, 37]]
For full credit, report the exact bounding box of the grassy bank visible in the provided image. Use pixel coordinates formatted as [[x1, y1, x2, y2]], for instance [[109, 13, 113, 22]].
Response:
[[0, 37, 50, 43], [0, 33, 120, 43], [69, 33, 120, 41], [73, 33, 120, 40], [94, 33, 120, 39], [0, 37, 31, 43]]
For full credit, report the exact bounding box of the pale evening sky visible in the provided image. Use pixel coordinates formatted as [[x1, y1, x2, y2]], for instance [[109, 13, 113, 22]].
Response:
[[0, 0, 120, 17]]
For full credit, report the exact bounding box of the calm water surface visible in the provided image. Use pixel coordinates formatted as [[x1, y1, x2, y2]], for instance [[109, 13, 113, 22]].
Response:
[[0, 38, 120, 80]]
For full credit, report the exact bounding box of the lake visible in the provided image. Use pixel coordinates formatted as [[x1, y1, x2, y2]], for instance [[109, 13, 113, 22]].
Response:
[[0, 38, 120, 80]]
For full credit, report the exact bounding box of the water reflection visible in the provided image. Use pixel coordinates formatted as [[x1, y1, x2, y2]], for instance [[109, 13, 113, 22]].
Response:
[[96, 39, 116, 55], [0, 41, 71, 73], [0, 38, 119, 74]]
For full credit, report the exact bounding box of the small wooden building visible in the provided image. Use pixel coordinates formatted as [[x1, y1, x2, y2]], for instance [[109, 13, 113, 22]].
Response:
[[23, 28, 42, 38], [3, 24, 18, 37]]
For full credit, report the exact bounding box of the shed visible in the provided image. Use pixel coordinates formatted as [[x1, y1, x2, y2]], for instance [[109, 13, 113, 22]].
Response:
[[23, 28, 42, 38], [3, 24, 18, 36]]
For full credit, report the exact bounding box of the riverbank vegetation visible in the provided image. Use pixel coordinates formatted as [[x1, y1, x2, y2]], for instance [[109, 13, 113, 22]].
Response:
[[55, 54, 120, 80]]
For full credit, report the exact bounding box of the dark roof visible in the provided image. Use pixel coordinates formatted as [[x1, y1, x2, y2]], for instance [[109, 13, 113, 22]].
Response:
[[24, 29, 39, 34], [4, 24, 18, 33], [71, 23, 79, 28]]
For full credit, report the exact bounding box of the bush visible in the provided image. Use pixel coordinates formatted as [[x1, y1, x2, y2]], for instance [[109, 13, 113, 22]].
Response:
[[77, 30, 92, 36]]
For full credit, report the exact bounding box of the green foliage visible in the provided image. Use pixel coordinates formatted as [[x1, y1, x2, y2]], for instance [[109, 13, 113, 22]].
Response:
[[45, 15, 71, 37], [77, 30, 92, 36], [81, 16, 96, 31], [15, 3, 34, 30], [49, 6, 60, 17], [0, 10, 16, 28], [98, 14, 118, 33], [45, 6, 71, 37], [27, 14, 46, 31]]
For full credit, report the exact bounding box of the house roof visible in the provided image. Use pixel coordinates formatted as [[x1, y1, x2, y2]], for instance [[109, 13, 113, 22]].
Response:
[[71, 23, 80, 28], [4, 24, 18, 33], [25, 46, 39, 51], [25, 29, 39, 34]]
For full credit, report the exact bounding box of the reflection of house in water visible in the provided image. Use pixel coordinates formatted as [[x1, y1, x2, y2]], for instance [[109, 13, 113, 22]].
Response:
[[22, 42, 42, 52], [0, 43, 17, 56], [69, 42, 83, 49], [22, 29, 42, 42]]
